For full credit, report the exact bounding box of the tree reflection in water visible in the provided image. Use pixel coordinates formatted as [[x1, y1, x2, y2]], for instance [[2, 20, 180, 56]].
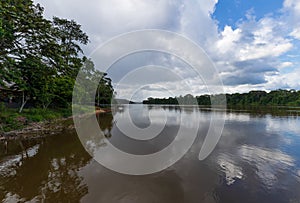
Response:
[[0, 113, 115, 201], [0, 130, 93, 202]]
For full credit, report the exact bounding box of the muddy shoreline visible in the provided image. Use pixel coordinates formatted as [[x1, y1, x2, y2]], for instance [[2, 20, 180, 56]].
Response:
[[0, 108, 109, 140], [0, 117, 74, 139]]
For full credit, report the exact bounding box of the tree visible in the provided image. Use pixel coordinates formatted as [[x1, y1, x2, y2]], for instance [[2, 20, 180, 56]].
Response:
[[1, 0, 116, 113], [142, 89, 300, 107], [51, 17, 89, 77], [0, 0, 94, 111], [74, 58, 114, 106], [1, 0, 56, 111]]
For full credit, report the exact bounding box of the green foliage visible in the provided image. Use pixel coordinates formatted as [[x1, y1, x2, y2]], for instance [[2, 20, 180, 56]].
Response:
[[0, 110, 23, 131], [74, 58, 114, 106], [0, 0, 114, 111], [0, 108, 73, 132], [0, 102, 5, 112], [143, 90, 300, 107]]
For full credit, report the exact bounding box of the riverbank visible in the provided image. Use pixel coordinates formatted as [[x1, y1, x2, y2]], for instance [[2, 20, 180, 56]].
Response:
[[0, 107, 72, 133], [0, 107, 109, 140], [1, 117, 74, 139]]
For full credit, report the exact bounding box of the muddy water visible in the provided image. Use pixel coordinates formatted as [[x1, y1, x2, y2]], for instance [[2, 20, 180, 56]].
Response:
[[1, 105, 300, 203]]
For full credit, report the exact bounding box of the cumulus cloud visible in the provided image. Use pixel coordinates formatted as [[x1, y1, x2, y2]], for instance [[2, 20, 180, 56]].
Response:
[[210, 12, 295, 88], [278, 61, 293, 69], [35, 0, 183, 52], [265, 67, 300, 90], [284, 0, 300, 40], [34, 0, 300, 99]]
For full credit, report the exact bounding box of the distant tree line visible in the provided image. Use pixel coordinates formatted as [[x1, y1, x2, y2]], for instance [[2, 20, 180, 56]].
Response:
[[143, 90, 300, 106], [0, 0, 113, 112]]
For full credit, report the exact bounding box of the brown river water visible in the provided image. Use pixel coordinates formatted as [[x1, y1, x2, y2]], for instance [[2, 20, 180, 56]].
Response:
[[1, 104, 300, 203]]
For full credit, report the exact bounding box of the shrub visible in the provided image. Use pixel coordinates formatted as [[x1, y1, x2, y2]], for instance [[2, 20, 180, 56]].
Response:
[[0, 102, 6, 112]]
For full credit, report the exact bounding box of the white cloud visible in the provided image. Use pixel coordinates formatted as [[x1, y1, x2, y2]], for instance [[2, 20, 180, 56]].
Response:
[[213, 17, 293, 61], [284, 0, 300, 15], [208, 7, 298, 90], [278, 61, 293, 69], [33, 0, 300, 99], [238, 41, 292, 61], [283, 0, 300, 40], [265, 68, 300, 90], [290, 28, 300, 40], [35, 0, 184, 52], [216, 26, 242, 54], [179, 0, 219, 47]]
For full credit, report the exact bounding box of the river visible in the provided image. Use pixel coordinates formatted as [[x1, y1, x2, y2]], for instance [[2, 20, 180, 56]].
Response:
[[1, 105, 300, 202]]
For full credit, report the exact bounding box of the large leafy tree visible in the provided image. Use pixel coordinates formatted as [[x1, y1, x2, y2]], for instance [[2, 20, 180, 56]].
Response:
[[1, 0, 56, 111], [1, 0, 50, 85], [0, 0, 106, 111], [51, 17, 89, 77]]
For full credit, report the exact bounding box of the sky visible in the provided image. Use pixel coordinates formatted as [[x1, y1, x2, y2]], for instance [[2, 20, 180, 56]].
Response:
[[34, 0, 300, 100]]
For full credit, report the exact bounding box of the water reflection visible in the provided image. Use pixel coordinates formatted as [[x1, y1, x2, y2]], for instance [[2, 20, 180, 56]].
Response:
[[0, 132, 92, 202], [238, 145, 294, 187], [0, 105, 300, 202], [217, 154, 243, 185], [80, 164, 185, 203]]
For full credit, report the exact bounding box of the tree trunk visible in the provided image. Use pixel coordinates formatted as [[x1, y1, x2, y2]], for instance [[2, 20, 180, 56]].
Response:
[[19, 91, 28, 113]]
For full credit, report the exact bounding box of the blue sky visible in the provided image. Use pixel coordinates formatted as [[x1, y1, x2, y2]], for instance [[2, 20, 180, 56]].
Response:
[[35, 0, 300, 99], [214, 0, 284, 29]]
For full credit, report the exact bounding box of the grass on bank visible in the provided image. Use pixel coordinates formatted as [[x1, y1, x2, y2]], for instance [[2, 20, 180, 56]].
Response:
[[0, 103, 72, 132]]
